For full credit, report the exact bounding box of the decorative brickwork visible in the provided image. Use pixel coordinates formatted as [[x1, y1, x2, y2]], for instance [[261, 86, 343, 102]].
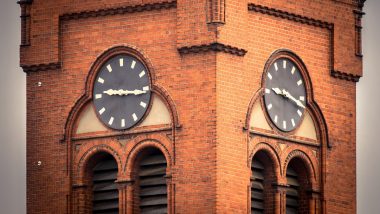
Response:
[[21, 0, 364, 213], [178, 42, 247, 56]]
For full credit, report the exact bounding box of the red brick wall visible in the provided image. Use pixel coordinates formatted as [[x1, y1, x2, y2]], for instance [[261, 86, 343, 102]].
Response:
[[21, 0, 363, 213]]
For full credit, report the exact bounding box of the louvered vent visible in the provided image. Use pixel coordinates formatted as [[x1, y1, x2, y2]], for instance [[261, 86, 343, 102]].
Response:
[[286, 166, 299, 214], [139, 151, 167, 214], [92, 157, 119, 214], [251, 159, 265, 214]]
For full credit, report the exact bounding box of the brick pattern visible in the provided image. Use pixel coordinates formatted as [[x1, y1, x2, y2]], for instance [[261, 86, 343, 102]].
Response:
[[22, 0, 363, 213]]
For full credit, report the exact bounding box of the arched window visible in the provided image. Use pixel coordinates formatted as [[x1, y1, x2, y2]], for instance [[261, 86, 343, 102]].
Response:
[[91, 154, 119, 214], [251, 151, 276, 214], [286, 158, 311, 214], [136, 148, 167, 213]]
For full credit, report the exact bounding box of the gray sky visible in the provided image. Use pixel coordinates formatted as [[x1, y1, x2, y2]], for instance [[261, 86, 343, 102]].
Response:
[[0, 1, 378, 213]]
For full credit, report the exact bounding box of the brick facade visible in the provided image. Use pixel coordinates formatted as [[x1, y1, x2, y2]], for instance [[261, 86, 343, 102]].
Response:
[[20, 0, 365, 213]]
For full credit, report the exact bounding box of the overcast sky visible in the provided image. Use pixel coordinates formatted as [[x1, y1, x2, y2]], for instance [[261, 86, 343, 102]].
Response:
[[0, 1, 379, 213]]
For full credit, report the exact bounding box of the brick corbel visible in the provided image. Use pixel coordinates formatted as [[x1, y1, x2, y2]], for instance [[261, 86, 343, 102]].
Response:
[[330, 70, 361, 82], [178, 42, 247, 56], [21, 62, 61, 73]]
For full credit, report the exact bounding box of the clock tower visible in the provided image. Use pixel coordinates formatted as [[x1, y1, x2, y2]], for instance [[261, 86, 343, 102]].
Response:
[[19, 0, 365, 213]]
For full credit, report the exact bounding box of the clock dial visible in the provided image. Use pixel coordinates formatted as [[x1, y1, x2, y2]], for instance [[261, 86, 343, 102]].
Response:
[[93, 54, 151, 130], [263, 58, 306, 132]]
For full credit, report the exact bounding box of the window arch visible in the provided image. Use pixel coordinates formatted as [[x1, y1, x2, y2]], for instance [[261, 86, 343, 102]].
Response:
[[286, 158, 311, 214], [251, 150, 276, 214], [134, 147, 168, 213]]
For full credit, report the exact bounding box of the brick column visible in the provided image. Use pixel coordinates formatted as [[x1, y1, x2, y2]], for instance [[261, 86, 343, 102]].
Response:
[[165, 174, 173, 214], [308, 189, 321, 214], [273, 183, 288, 214], [116, 180, 133, 214], [72, 183, 90, 214]]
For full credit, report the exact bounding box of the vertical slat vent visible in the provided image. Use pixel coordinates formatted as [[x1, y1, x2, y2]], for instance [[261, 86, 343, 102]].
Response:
[[286, 166, 299, 214], [139, 151, 167, 214], [251, 159, 265, 214], [92, 157, 119, 214]]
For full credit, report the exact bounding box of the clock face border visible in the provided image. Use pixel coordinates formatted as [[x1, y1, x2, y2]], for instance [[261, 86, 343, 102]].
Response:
[[260, 50, 309, 135], [89, 47, 154, 131]]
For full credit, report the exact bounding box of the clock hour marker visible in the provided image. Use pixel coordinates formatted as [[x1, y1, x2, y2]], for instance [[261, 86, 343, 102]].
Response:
[[98, 77, 104, 84], [107, 64, 112, 72], [297, 109, 302, 117], [274, 115, 278, 123], [132, 113, 138, 121], [291, 66, 295, 75], [299, 96, 305, 101], [140, 101, 147, 108], [95, 94, 102, 99], [108, 117, 114, 125], [131, 60, 136, 69], [291, 118, 295, 127], [119, 58, 124, 67], [283, 120, 287, 129], [139, 70, 146, 78], [267, 73, 272, 80], [121, 119, 125, 127], [267, 103, 273, 110], [297, 79, 303, 86], [143, 86, 149, 91], [99, 107, 105, 115], [274, 62, 278, 71], [265, 88, 271, 94], [283, 60, 287, 69]]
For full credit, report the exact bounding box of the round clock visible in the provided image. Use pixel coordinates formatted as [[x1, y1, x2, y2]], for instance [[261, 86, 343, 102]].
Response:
[[263, 57, 306, 132], [93, 54, 151, 130]]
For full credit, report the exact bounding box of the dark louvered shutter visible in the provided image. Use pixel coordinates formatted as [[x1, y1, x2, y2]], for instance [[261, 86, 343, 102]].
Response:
[[251, 159, 265, 214], [92, 157, 119, 214], [139, 151, 167, 214], [286, 166, 299, 214]]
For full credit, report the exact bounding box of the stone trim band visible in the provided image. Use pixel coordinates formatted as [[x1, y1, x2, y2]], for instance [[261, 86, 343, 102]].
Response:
[[178, 42, 247, 56]]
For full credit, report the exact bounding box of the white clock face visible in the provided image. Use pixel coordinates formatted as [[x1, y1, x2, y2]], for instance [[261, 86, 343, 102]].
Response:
[[263, 58, 306, 132]]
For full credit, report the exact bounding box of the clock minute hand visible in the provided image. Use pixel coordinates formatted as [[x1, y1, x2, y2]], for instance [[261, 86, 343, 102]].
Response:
[[103, 89, 147, 96], [129, 89, 147, 95], [282, 89, 306, 109]]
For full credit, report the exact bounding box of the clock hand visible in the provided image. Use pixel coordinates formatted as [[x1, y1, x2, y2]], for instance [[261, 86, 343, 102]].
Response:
[[272, 87, 284, 96], [282, 89, 306, 109], [103, 89, 147, 96]]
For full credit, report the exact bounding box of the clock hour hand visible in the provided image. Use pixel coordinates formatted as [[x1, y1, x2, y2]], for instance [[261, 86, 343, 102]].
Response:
[[103, 89, 147, 96], [282, 89, 306, 109], [272, 87, 284, 96]]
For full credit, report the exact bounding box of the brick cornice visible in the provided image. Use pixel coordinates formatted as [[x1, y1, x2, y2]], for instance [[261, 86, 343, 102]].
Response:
[[330, 70, 361, 82], [17, 0, 33, 5], [21, 62, 61, 73], [178, 42, 247, 56], [248, 3, 333, 30], [60, 0, 177, 21]]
